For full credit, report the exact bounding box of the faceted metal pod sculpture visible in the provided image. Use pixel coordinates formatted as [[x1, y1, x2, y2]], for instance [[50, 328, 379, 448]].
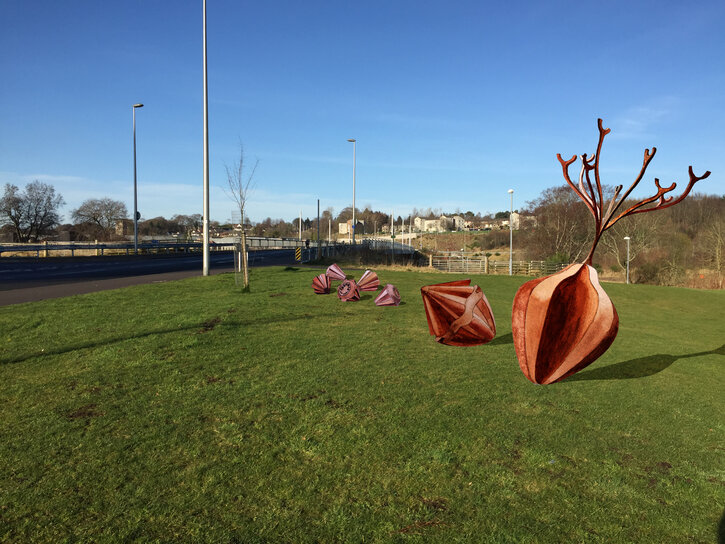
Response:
[[326, 263, 346, 282], [374, 284, 401, 306], [357, 269, 380, 292], [421, 279, 496, 346], [513, 263, 618, 384], [337, 279, 360, 302], [513, 118, 710, 384], [311, 273, 331, 294]]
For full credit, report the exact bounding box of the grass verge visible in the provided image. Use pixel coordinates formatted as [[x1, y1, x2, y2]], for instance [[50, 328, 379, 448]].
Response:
[[1, 266, 723, 542]]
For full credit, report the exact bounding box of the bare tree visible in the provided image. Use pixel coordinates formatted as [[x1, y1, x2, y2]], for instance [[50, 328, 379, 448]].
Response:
[[224, 143, 259, 291], [600, 212, 663, 270], [72, 198, 129, 241], [0, 181, 65, 242], [701, 216, 725, 287]]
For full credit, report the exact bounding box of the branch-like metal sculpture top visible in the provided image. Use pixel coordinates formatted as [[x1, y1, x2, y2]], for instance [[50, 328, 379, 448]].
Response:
[[557, 118, 711, 264]]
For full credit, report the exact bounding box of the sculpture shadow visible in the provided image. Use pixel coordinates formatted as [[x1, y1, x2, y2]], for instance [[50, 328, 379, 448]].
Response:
[[567, 344, 725, 382], [488, 332, 513, 346]]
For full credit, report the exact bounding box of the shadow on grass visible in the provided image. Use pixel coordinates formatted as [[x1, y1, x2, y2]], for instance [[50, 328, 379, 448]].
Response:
[[567, 344, 725, 381], [488, 332, 513, 346], [1, 325, 203, 365], [2, 312, 325, 365]]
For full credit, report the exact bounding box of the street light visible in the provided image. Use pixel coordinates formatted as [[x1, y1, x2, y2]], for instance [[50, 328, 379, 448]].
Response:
[[132, 103, 144, 255], [347, 138, 356, 244], [624, 236, 631, 284], [508, 188, 514, 275], [202, 0, 210, 276]]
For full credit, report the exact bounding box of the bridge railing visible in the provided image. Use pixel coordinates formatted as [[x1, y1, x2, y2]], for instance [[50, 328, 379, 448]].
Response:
[[0, 237, 325, 257], [0, 237, 418, 257]]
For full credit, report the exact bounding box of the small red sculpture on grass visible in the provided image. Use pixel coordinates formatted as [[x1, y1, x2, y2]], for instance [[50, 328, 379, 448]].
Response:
[[512, 118, 710, 384], [357, 270, 380, 292], [311, 273, 331, 294], [337, 279, 361, 302], [326, 263, 346, 282], [375, 284, 401, 306]]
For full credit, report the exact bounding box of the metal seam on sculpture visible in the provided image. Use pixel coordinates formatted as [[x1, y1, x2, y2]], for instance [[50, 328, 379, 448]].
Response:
[[437, 288, 483, 343], [525, 264, 581, 380], [539, 266, 598, 380], [551, 266, 612, 381]]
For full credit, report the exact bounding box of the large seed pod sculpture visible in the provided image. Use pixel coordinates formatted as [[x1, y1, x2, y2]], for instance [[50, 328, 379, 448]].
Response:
[[513, 119, 710, 385]]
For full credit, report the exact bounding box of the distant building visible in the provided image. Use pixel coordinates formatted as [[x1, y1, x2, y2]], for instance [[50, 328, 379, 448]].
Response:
[[338, 220, 365, 236], [115, 219, 134, 236]]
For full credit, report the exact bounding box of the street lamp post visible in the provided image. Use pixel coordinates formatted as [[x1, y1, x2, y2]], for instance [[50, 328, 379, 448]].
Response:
[[508, 189, 514, 275], [132, 103, 144, 255], [347, 139, 356, 244], [624, 236, 631, 284], [202, 0, 210, 276]]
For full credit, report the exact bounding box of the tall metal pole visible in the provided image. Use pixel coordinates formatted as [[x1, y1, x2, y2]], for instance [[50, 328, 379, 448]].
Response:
[[132, 103, 143, 255], [317, 199, 320, 259], [299, 210, 302, 240], [202, 0, 210, 276], [508, 189, 514, 276], [624, 236, 631, 284], [347, 139, 356, 244]]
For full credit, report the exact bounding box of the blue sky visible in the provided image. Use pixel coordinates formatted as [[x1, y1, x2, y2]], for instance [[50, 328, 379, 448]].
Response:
[[1, 0, 723, 224]]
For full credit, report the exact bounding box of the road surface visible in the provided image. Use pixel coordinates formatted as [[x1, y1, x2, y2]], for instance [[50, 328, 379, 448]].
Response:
[[0, 249, 300, 306]]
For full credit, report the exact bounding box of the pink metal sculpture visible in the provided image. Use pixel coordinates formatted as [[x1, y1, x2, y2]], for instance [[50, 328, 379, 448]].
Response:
[[374, 284, 401, 306], [311, 273, 331, 294], [357, 269, 380, 292], [326, 263, 346, 282], [421, 279, 496, 346], [512, 118, 710, 384], [337, 279, 361, 302]]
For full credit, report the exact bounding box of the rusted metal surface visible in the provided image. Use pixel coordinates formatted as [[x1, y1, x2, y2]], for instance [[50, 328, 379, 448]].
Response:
[[421, 279, 496, 346], [375, 284, 401, 306]]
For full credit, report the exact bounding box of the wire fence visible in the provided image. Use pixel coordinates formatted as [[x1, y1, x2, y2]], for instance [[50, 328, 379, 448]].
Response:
[[430, 253, 568, 276]]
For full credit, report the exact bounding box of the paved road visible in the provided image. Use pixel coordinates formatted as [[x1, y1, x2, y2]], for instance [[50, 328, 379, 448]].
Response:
[[0, 249, 299, 306]]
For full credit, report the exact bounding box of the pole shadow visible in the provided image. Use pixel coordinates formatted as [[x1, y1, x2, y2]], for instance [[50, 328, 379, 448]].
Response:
[[566, 344, 725, 382]]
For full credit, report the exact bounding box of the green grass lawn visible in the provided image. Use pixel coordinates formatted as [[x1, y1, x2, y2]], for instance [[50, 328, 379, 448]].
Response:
[[1, 266, 723, 543]]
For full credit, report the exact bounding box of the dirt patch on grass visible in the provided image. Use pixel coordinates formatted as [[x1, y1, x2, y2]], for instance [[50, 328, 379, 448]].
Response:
[[397, 519, 447, 534], [421, 497, 448, 512], [66, 404, 104, 420], [198, 316, 221, 333]]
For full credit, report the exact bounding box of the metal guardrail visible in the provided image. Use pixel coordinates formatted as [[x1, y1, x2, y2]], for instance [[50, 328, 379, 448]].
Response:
[[0, 237, 418, 257], [431, 254, 568, 276], [0, 241, 224, 257]]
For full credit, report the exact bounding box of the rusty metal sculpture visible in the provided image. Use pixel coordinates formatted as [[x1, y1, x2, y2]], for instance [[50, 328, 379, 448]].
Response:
[[326, 263, 346, 282], [311, 273, 331, 294], [421, 279, 496, 346], [357, 269, 380, 292], [337, 279, 361, 302], [375, 283, 401, 306], [512, 118, 710, 384]]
